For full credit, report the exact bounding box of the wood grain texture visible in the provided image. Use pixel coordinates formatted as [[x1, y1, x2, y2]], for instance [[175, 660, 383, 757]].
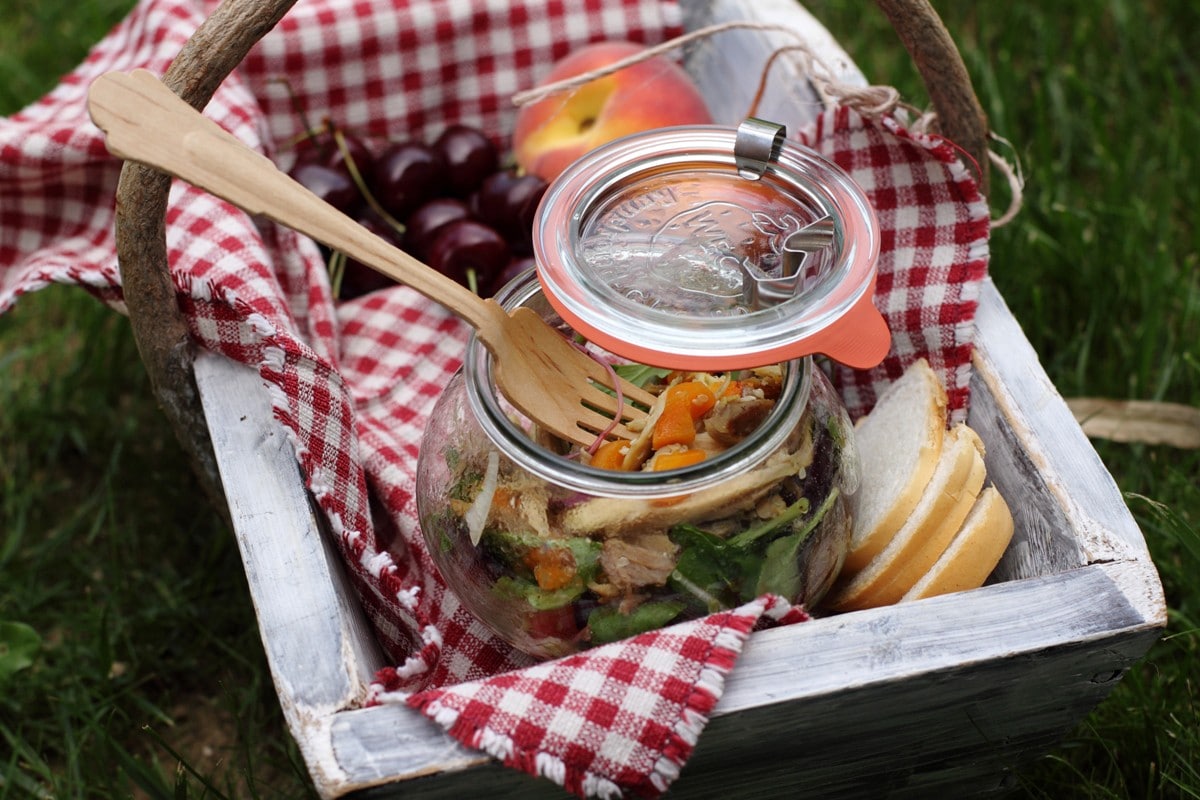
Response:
[[970, 281, 1157, 575], [321, 562, 1158, 798], [194, 352, 383, 786], [1067, 397, 1200, 449]]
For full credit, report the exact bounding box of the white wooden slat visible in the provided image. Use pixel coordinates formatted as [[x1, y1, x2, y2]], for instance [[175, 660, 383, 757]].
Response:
[[970, 280, 1160, 576], [194, 351, 385, 786], [319, 560, 1160, 797], [681, 0, 866, 131]]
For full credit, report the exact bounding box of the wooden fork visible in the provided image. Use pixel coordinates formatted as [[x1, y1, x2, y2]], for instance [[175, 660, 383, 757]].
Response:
[[87, 69, 653, 448]]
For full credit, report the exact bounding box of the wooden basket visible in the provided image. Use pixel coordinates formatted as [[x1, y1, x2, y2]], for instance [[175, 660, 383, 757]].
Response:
[[113, 0, 1166, 796]]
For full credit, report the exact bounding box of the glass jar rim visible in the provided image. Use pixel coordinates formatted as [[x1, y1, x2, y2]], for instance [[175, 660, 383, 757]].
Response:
[[532, 123, 886, 371], [463, 270, 814, 499]]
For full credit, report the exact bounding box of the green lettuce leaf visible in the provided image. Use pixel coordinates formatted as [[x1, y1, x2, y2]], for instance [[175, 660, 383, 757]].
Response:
[[587, 601, 687, 644]]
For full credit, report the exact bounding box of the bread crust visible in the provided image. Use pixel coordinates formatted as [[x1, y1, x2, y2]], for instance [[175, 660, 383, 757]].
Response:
[[855, 427, 987, 607], [830, 424, 984, 611], [899, 486, 1015, 602]]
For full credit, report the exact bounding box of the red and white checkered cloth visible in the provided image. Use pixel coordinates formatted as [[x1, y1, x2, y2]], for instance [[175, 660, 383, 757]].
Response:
[[0, 0, 988, 796]]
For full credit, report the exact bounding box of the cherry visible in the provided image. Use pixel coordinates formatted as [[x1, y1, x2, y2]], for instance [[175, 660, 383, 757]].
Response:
[[282, 109, 540, 300], [403, 197, 473, 261], [474, 171, 548, 254], [426, 219, 510, 289], [290, 161, 362, 215], [504, 174, 549, 254], [323, 130, 374, 177], [489, 256, 537, 296], [433, 124, 499, 197], [470, 169, 517, 218], [292, 127, 373, 175], [337, 210, 402, 299], [339, 258, 396, 299], [371, 141, 445, 220]]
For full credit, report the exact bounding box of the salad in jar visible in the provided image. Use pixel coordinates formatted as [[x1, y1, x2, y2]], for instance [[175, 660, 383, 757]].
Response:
[[417, 354, 859, 659]]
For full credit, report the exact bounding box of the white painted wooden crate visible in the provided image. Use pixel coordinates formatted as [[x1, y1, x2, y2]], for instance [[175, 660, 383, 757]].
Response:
[[193, 0, 1166, 796]]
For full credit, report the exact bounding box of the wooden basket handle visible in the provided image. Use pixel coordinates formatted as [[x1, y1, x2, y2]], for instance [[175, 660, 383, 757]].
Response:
[[112, 0, 988, 510], [113, 0, 300, 517], [874, 0, 990, 191]]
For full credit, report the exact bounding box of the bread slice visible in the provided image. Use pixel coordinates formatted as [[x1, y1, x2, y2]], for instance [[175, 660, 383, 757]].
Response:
[[829, 424, 986, 612], [900, 486, 1015, 602], [843, 359, 949, 574], [853, 427, 987, 608]]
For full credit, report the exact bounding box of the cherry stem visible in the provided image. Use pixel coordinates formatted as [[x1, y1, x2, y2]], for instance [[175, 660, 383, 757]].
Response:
[[327, 248, 346, 299], [331, 126, 406, 236]]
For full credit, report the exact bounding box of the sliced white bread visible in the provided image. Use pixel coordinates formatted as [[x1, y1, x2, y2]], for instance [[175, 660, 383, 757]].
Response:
[[843, 358, 948, 574], [899, 486, 1015, 602], [852, 427, 988, 608], [829, 424, 986, 612]]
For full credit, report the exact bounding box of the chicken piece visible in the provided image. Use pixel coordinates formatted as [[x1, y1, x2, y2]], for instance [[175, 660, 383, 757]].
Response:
[[560, 446, 813, 536], [619, 383, 669, 471], [488, 476, 553, 539], [599, 532, 679, 591], [704, 395, 776, 446]]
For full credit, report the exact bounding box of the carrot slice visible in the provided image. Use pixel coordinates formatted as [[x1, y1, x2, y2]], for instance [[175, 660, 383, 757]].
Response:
[[649, 448, 707, 506], [676, 381, 717, 418], [652, 448, 707, 471], [652, 402, 695, 450], [651, 381, 716, 450], [525, 545, 577, 591], [590, 439, 629, 471]]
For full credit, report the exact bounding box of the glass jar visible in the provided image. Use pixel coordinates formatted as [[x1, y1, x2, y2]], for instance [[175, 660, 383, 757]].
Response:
[[416, 271, 861, 659], [416, 120, 881, 658]]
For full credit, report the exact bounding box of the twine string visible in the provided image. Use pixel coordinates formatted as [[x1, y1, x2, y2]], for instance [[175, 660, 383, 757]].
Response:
[[988, 133, 1026, 227], [511, 21, 904, 121], [510, 20, 1024, 228]]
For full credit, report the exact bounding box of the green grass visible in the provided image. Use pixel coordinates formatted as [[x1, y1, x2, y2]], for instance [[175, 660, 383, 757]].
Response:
[[0, 0, 135, 112], [1, 290, 316, 797], [1, 4, 316, 797], [2, 0, 1198, 797]]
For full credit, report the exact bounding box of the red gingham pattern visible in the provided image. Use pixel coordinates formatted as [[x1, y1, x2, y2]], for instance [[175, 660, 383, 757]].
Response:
[[798, 107, 990, 423], [375, 595, 791, 799], [0, 1, 989, 796], [240, 0, 690, 168]]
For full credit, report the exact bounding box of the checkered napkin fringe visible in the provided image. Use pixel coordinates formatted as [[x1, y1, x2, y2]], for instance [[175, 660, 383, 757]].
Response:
[[0, 0, 989, 796]]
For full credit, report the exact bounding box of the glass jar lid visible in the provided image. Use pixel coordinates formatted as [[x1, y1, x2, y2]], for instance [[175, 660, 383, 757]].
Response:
[[532, 119, 890, 370]]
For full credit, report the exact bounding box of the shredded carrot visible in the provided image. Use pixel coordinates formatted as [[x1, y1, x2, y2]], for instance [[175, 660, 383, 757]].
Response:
[[589, 439, 629, 471], [651, 381, 716, 450], [651, 448, 707, 471]]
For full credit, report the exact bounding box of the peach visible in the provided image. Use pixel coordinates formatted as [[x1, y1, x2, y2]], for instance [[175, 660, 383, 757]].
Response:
[[513, 41, 713, 182]]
